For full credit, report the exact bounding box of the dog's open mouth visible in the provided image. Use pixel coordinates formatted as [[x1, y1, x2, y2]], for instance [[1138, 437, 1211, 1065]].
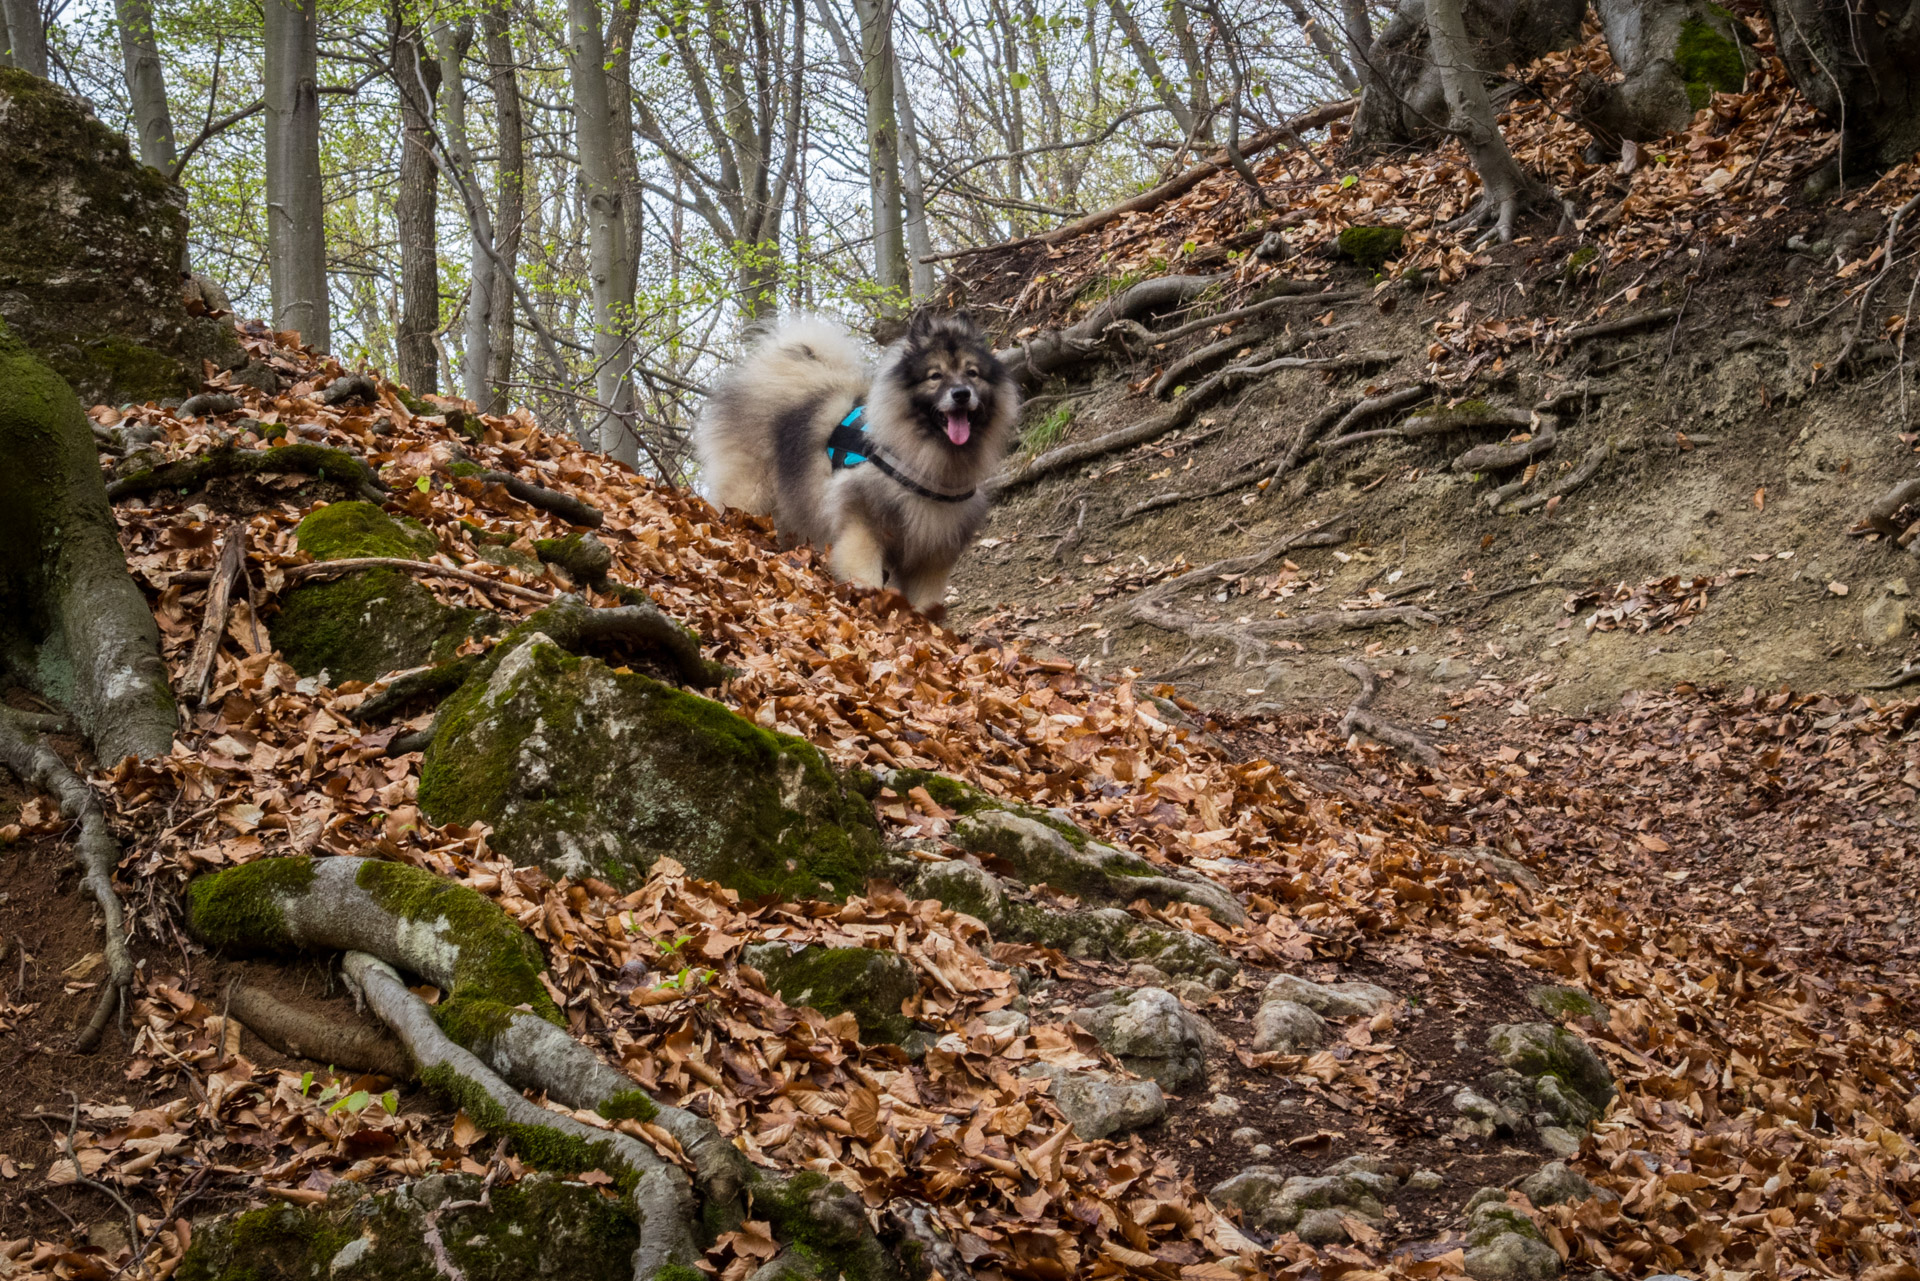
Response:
[[944, 411, 972, 445]]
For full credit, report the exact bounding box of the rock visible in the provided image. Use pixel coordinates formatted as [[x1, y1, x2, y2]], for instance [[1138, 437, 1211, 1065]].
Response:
[[1891, 578, 1911, 598], [417, 630, 882, 894], [271, 501, 493, 685], [1430, 656, 1475, 683], [1463, 1203, 1560, 1281], [1456, 847, 1545, 892], [1207, 1168, 1387, 1239], [1128, 963, 1173, 987], [1261, 973, 1396, 1018], [1537, 1126, 1582, 1157], [1407, 1169, 1445, 1192], [535, 533, 615, 585], [1166, 978, 1218, 1005], [1519, 1161, 1607, 1208], [909, 860, 1238, 981], [951, 809, 1246, 925], [1022, 1063, 1165, 1140], [1230, 1126, 1263, 1145], [0, 69, 240, 404], [1250, 1143, 1273, 1159], [1068, 987, 1212, 1091], [178, 1173, 639, 1281], [1321, 1154, 1400, 1199], [1864, 593, 1908, 644], [1526, 985, 1603, 1020], [1486, 1023, 1617, 1119], [1337, 225, 1406, 271], [743, 943, 918, 1046], [1202, 1094, 1242, 1118], [1295, 1207, 1351, 1245], [977, 1008, 1029, 1037], [1453, 1087, 1524, 1138], [1251, 999, 1327, 1053], [1253, 230, 1291, 260]]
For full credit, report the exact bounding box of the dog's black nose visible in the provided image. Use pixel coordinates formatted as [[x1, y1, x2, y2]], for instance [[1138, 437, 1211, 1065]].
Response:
[[951, 386, 972, 405]]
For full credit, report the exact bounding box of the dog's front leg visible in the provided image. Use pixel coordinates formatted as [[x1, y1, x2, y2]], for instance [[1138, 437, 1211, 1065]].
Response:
[[898, 560, 954, 619], [829, 521, 888, 592]]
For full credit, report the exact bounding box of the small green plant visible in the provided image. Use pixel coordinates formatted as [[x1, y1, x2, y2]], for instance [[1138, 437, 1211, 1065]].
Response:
[[655, 933, 693, 954], [1023, 402, 1074, 454]]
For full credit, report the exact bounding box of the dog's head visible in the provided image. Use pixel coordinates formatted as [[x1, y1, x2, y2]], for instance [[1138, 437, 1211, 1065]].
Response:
[[890, 311, 1008, 450]]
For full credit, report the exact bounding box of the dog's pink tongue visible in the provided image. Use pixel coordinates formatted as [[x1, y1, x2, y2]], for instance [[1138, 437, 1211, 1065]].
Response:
[[945, 412, 971, 445]]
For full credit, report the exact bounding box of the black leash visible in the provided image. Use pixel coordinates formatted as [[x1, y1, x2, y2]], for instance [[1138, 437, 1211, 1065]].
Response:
[[826, 403, 975, 503]]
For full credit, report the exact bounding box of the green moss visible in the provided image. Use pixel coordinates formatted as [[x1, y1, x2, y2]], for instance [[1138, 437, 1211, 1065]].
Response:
[[295, 501, 438, 562], [448, 459, 486, 480], [1528, 984, 1603, 1019], [744, 945, 917, 1045], [176, 1204, 358, 1281], [73, 335, 190, 405], [418, 1064, 636, 1193], [751, 1173, 905, 1281], [534, 533, 611, 584], [184, 856, 318, 954], [596, 1089, 661, 1123], [1467, 1204, 1545, 1247], [1676, 17, 1744, 110], [885, 769, 987, 813], [355, 859, 561, 1025], [1338, 225, 1405, 271], [443, 1177, 639, 1278]]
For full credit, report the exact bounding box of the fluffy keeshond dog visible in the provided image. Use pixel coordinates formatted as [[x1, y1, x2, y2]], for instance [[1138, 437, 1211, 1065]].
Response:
[[695, 311, 1019, 618]]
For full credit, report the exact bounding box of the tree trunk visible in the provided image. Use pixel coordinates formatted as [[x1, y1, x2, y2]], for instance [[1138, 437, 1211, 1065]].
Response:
[[114, 0, 177, 173], [1762, 0, 1920, 179], [1425, 0, 1548, 241], [1284, 0, 1359, 93], [1105, 0, 1198, 139], [1168, 0, 1212, 140], [893, 38, 935, 300], [607, 0, 643, 310], [394, 26, 442, 396], [1, 0, 45, 77], [851, 0, 908, 308], [0, 323, 176, 764], [433, 20, 489, 407], [566, 0, 635, 464], [482, 6, 522, 416], [1576, 0, 1751, 148], [264, 0, 328, 350]]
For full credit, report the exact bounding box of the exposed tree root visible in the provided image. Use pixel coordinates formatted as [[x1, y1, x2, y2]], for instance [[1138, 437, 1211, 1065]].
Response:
[[106, 443, 388, 504], [181, 527, 248, 706], [1496, 439, 1619, 514], [1453, 413, 1556, 473], [1253, 398, 1355, 500], [1562, 307, 1682, 345], [177, 392, 242, 419], [1320, 399, 1529, 455], [1151, 333, 1265, 400], [1866, 477, 1920, 536], [1867, 662, 1920, 691], [1531, 379, 1623, 413], [351, 655, 488, 725], [339, 951, 701, 1281], [226, 982, 412, 1078], [1833, 191, 1920, 375], [1133, 287, 1366, 358], [534, 594, 732, 689], [995, 274, 1223, 386], [448, 458, 604, 527], [0, 715, 133, 1051], [1336, 658, 1442, 767], [284, 555, 557, 604], [321, 373, 380, 406]]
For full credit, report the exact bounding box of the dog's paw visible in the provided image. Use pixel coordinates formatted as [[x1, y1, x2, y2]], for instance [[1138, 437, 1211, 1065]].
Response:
[[921, 602, 949, 625]]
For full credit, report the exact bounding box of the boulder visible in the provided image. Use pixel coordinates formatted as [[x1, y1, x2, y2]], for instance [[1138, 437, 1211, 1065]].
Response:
[[1207, 1167, 1388, 1240], [1261, 972, 1396, 1018], [271, 501, 493, 685], [951, 809, 1245, 925], [743, 942, 918, 1046], [1518, 1160, 1609, 1208], [1453, 1086, 1524, 1138], [1022, 1062, 1166, 1140], [1067, 987, 1212, 1091], [1252, 999, 1327, 1054], [0, 68, 240, 404], [1486, 1023, 1617, 1120], [1526, 984, 1604, 1020], [1462, 1202, 1561, 1281], [417, 631, 882, 894]]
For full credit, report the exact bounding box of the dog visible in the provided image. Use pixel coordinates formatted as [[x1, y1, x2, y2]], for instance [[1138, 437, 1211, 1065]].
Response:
[[695, 311, 1018, 618]]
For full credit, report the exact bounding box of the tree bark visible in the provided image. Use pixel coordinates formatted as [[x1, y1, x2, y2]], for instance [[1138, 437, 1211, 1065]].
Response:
[[1284, 0, 1360, 93], [894, 38, 935, 300], [1425, 0, 1551, 241], [1105, 0, 1198, 140], [114, 0, 178, 174], [1576, 0, 1751, 148], [1761, 0, 1920, 178], [395, 24, 442, 396], [566, 0, 636, 463], [432, 20, 489, 407], [264, 0, 328, 350], [1, 0, 46, 77], [851, 0, 908, 308], [481, 6, 522, 416]]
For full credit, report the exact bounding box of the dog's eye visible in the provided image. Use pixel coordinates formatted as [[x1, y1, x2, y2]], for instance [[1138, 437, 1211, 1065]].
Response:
[[965, 368, 979, 377]]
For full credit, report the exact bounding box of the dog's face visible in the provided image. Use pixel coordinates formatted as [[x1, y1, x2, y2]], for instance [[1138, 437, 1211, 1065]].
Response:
[[892, 312, 1007, 449]]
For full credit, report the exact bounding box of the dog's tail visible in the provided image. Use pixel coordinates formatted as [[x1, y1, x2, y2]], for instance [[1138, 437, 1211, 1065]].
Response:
[[735, 314, 868, 386]]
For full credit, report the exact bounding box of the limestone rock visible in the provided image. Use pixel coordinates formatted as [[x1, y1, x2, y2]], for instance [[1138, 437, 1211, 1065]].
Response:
[[418, 631, 881, 894], [977, 1008, 1029, 1037], [1526, 985, 1604, 1020], [1519, 1161, 1610, 1208], [1457, 847, 1545, 892], [1202, 1094, 1242, 1118], [1022, 1062, 1165, 1140], [1864, 592, 1907, 644], [1207, 1167, 1387, 1239], [1230, 1126, 1263, 1145], [1453, 1087, 1524, 1138], [1406, 1169, 1445, 1192], [271, 501, 492, 685], [1486, 1023, 1617, 1120], [952, 809, 1246, 925], [1262, 973, 1396, 1018], [0, 68, 240, 404], [1252, 999, 1327, 1054], [1463, 1202, 1560, 1281], [1537, 1126, 1582, 1158], [1067, 987, 1211, 1091], [743, 942, 918, 1046]]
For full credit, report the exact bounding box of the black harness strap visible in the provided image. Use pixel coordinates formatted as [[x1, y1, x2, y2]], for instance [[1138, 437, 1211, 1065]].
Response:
[[826, 402, 975, 503]]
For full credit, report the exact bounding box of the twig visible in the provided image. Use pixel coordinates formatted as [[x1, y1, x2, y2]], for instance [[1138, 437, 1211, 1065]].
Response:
[[1733, 97, 1793, 194], [1834, 190, 1920, 374], [182, 527, 248, 707], [57, 1096, 141, 1256], [1336, 658, 1441, 767]]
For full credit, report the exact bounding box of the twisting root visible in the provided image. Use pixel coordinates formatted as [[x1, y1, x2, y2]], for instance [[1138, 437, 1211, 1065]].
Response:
[[182, 526, 249, 706], [1336, 658, 1443, 768], [0, 713, 134, 1051]]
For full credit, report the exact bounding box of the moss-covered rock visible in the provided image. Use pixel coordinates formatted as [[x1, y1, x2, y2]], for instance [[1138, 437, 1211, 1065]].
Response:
[[1526, 984, 1604, 1020], [417, 631, 881, 895], [270, 501, 492, 685], [178, 1173, 639, 1281], [1486, 1022, 1616, 1116], [1675, 15, 1745, 109], [749, 1171, 914, 1281], [535, 533, 614, 584], [1337, 225, 1405, 271], [742, 942, 918, 1046], [1462, 1200, 1561, 1281], [0, 68, 239, 404]]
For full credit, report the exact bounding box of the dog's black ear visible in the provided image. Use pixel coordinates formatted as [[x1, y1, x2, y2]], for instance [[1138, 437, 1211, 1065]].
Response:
[[906, 308, 940, 341]]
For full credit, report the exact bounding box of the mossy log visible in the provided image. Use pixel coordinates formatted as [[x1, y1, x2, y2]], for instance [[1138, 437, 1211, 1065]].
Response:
[[105, 442, 388, 504], [0, 320, 177, 763]]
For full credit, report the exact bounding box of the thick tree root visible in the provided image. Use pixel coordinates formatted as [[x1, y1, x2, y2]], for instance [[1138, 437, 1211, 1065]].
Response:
[[1135, 287, 1366, 362], [1561, 307, 1681, 345], [1336, 658, 1442, 767], [1497, 440, 1617, 514], [1866, 477, 1920, 536], [0, 716, 133, 1051], [177, 392, 242, 419], [1453, 413, 1556, 473], [447, 459, 604, 527], [284, 555, 557, 604], [226, 983, 413, 1078], [322, 373, 380, 406], [340, 952, 701, 1281], [994, 274, 1223, 386], [182, 527, 248, 706], [351, 655, 487, 725], [106, 443, 388, 504]]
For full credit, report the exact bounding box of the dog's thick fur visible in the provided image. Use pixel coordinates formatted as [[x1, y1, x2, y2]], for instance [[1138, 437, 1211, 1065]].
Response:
[[695, 312, 1018, 614]]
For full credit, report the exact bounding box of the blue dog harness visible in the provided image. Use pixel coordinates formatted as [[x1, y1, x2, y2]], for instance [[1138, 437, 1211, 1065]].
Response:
[[825, 401, 976, 503]]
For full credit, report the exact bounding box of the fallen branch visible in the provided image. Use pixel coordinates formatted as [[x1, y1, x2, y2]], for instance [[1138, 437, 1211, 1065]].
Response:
[[449, 459, 605, 527], [181, 526, 248, 706], [1561, 307, 1681, 345], [1453, 414, 1556, 473], [926, 98, 1357, 263], [227, 982, 412, 1078], [284, 556, 557, 604], [1866, 477, 1920, 537], [1336, 657, 1442, 767], [106, 443, 388, 504], [0, 718, 132, 1051]]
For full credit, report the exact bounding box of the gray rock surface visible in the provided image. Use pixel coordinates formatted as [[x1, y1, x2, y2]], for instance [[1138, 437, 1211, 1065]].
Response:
[[1261, 972, 1397, 1017], [1520, 1161, 1609, 1208], [1021, 1062, 1165, 1140], [1453, 1086, 1525, 1137], [1067, 987, 1212, 1090], [1207, 1168, 1388, 1240], [1463, 1202, 1561, 1281], [1252, 998, 1328, 1053], [1486, 1023, 1617, 1120]]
